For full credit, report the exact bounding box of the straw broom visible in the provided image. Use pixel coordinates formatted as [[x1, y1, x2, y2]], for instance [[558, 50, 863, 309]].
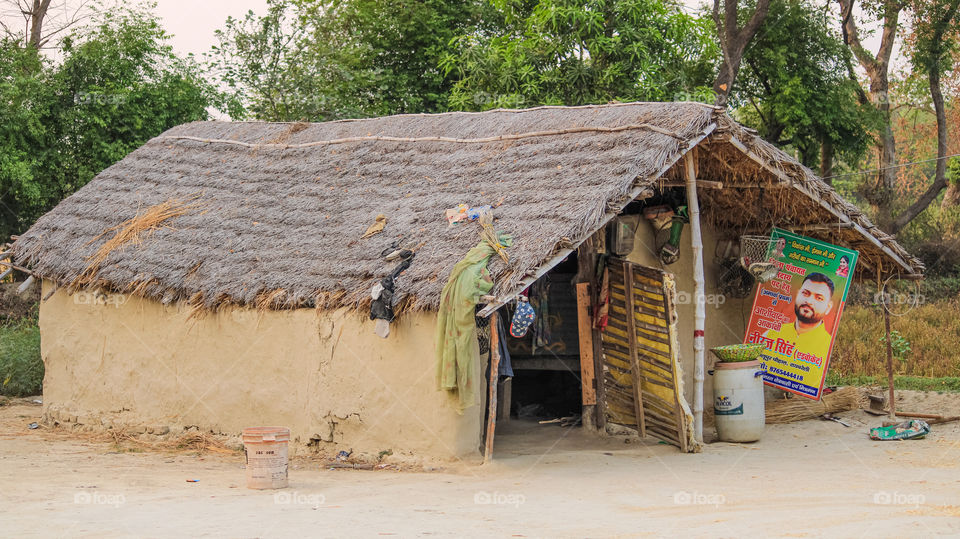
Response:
[[765, 387, 867, 424]]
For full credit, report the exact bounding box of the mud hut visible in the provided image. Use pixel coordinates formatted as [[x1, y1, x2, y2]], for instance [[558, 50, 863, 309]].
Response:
[[10, 102, 922, 460]]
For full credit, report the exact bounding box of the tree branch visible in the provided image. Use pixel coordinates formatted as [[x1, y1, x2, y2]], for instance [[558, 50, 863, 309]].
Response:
[[837, 0, 880, 76]]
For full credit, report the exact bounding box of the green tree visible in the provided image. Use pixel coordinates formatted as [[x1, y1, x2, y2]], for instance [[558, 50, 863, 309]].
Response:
[[442, 0, 719, 110], [0, 4, 216, 240], [210, 0, 483, 121], [209, 0, 343, 121], [0, 40, 55, 236], [732, 0, 879, 178]]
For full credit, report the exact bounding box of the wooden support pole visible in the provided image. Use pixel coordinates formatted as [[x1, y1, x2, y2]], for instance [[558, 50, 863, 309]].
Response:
[[684, 152, 706, 444], [882, 293, 897, 424], [576, 283, 598, 413], [497, 378, 511, 423], [483, 311, 501, 463]]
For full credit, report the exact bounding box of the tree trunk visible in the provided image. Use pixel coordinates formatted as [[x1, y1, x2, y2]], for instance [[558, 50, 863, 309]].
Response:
[[889, 62, 949, 233], [943, 181, 960, 207], [713, 57, 740, 109], [28, 0, 53, 49], [712, 0, 771, 108], [837, 0, 902, 228], [889, 0, 960, 233], [820, 139, 833, 184], [890, 72, 947, 234]]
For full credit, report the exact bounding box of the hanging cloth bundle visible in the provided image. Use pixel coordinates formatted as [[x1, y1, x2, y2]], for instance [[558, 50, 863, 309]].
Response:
[[369, 252, 415, 338], [435, 233, 513, 412]]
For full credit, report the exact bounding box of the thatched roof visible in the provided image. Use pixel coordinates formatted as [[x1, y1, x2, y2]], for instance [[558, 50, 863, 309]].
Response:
[[12, 102, 922, 313]]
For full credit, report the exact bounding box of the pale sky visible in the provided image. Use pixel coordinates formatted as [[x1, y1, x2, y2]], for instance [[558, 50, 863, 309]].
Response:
[[153, 0, 267, 58]]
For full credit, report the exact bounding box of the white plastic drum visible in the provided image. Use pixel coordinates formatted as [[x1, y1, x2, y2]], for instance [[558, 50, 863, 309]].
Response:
[[713, 360, 765, 442]]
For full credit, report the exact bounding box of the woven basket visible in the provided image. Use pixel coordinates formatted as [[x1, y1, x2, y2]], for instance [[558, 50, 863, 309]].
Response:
[[711, 343, 767, 363]]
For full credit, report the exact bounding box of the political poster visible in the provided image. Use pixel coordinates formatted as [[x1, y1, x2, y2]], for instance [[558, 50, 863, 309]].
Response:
[[743, 228, 858, 400]]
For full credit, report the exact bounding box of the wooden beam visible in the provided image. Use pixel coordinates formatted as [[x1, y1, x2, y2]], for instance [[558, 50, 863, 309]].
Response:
[[576, 282, 597, 406], [510, 357, 581, 372], [0, 259, 40, 277], [483, 311, 501, 464], [622, 261, 647, 438], [658, 180, 723, 189], [497, 378, 511, 423], [17, 275, 35, 295]]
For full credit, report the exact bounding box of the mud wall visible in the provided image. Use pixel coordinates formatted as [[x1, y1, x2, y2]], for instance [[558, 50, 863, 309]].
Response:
[[38, 281, 485, 460]]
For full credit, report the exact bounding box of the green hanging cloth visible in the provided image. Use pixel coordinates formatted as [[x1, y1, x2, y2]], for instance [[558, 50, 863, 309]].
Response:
[[436, 233, 513, 412]]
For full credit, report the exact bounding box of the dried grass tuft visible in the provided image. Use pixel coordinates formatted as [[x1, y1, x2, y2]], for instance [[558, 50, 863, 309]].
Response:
[[765, 387, 867, 424], [73, 195, 206, 288], [256, 288, 287, 311], [62, 424, 238, 455]]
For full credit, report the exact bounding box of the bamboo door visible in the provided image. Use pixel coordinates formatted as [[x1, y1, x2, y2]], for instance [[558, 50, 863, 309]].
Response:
[[599, 259, 697, 452]]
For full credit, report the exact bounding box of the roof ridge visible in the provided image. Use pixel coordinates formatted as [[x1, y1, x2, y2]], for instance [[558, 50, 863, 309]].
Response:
[[200, 101, 723, 127]]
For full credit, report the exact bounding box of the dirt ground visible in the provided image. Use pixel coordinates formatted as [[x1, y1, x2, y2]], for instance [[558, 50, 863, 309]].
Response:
[[1, 391, 959, 538]]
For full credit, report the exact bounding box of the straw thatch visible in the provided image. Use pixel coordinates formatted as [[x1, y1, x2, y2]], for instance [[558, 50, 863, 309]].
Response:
[[765, 387, 867, 424], [11, 102, 922, 313]]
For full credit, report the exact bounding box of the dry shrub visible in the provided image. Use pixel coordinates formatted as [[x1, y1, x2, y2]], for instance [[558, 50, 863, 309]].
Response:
[[831, 299, 960, 378], [81, 425, 237, 454]]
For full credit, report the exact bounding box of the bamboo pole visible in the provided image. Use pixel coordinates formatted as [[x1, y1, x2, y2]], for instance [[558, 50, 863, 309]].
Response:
[[684, 152, 706, 444]]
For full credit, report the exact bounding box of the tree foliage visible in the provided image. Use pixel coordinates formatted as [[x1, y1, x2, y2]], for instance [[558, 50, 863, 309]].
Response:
[[732, 0, 879, 173], [442, 0, 719, 110], [210, 0, 483, 121], [0, 4, 215, 239]]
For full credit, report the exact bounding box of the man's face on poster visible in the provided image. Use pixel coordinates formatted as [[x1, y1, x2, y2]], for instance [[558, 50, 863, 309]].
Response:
[[794, 280, 834, 324]]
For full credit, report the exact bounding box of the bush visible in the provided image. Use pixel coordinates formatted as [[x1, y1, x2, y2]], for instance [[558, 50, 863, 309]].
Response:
[[0, 316, 42, 397]]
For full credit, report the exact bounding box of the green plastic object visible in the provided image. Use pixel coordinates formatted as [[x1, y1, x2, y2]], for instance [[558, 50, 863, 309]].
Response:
[[869, 419, 931, 441], [711, 343, 767, 362]]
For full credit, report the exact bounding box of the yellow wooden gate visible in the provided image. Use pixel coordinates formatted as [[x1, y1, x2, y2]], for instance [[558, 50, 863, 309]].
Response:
[[600, 259, 698, 452]]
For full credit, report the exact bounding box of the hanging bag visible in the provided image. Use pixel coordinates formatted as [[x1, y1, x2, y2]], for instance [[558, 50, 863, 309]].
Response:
[[510, 296, 536, 338]]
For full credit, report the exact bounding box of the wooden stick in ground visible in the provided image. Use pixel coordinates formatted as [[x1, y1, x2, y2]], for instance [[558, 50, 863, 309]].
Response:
[[483, 311, 501, 464], [895, 412, 947, 419], [882, 292, 897, 423]]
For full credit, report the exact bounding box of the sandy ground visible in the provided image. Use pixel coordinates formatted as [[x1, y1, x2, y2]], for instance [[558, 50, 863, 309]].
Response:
[[1, 392, 959, 539]]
